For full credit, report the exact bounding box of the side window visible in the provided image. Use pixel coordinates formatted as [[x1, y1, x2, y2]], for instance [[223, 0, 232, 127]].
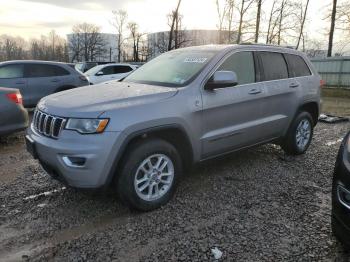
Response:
[[259, 52, 288, 81], [0, 64, 24, 79], [54, 66, 70, 76], [218, 51, 255, 85], [284, 54, 311, 77], [114, 66, 133, 74], [26, 64, 57, 77], [101, 66, 114, 75]]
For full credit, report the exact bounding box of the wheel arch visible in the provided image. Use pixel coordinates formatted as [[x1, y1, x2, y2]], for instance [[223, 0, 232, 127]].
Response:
[[298, 101, 319, 126], [105, 124, 195, 187]]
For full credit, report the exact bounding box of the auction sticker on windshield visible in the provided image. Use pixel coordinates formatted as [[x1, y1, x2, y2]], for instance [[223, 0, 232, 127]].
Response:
[[184, 57, 208, 63]]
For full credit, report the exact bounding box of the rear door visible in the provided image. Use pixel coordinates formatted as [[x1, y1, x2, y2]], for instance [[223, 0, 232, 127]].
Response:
[[0, 64, 27, 104], [25, 63, 69, 105], [200, 51, 267, 158], [257, 51, 299, 139]]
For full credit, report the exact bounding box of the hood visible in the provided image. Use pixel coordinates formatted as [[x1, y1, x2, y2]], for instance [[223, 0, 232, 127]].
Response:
[[39, 81, 178, 118]]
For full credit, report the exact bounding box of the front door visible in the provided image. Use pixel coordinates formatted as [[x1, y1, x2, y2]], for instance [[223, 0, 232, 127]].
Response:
[[200, 51, 267, 158]]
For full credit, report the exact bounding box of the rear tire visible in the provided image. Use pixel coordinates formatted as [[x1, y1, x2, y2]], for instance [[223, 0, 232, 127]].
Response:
[[282, 111, 314, 155], [116, 138, 182, 211]]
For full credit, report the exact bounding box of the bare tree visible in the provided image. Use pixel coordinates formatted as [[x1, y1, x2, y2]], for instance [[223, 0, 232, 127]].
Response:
[[215, 0, 229, 43], [327, 0, 338, 57], [128, 22, 146, 62], [69, 23, 107, 62], [111, 10, 128, 62], [0, 35, 27, 61], [235, 0, 255, 44], [167, 0, 182, 51], [296, 0, 310, 50], [255, 0, 262, 43]]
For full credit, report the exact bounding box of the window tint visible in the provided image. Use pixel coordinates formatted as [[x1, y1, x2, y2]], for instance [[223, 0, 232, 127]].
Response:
[[0, 64, 24, 79], [218, 51, 255, 85], [284, 54, 311, 77], [101, 66, 114, 75], [114, 66, 133, 74], [259, 52, 288, 81], [55, 66, 70, 76], [26, 64, 69, 77]]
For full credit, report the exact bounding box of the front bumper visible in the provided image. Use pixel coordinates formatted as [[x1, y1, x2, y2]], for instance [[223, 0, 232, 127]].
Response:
[[332, 133, 350, 247], [26, 123, 125, 189]]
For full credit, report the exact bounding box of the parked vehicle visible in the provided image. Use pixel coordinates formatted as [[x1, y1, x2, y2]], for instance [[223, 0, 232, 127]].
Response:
[[85, 63, 137, 85], [0, 87, 28, 136], [332, 132, 350, 248], [0, 60, 89, 107], [74, 61, 115, 73], [26, 44, 321, 211]]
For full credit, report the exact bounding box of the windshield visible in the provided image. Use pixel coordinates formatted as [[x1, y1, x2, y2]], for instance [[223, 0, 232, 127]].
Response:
[[124, 50, 216, 87]]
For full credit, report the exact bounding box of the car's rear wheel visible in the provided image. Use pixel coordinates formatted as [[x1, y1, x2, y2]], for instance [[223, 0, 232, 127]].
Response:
[[116, 138, 182, 211], [282, 111, 314, 155]]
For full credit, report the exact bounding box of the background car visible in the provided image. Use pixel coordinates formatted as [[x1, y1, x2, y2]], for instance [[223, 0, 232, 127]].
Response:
[[0, 60, 89, 107], [0, 87, 28, 136], [85, 63, 137, 85], [74, 61, 115, 73], [332, 132, 350, 249]]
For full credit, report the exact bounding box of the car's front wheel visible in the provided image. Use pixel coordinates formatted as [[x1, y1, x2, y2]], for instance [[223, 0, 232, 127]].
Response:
[[116, 138, 182, 211], [282, 111, 314, 155]]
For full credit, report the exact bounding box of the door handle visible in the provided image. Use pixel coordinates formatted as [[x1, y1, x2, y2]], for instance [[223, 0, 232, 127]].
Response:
[[15, 81, 25, 85], [249, 88, 262, 95], [51, 79, 60, 83], [289, 83, 299, 88]]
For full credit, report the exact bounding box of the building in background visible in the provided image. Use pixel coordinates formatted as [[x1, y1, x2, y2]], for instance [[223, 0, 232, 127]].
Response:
[[147, 29, 233, 59], [67, 33, 118, 62]]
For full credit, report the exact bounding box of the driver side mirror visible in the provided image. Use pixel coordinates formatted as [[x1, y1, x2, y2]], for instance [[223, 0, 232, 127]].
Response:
[[204, 71, 238, 90], [96, 71, 104, 76]]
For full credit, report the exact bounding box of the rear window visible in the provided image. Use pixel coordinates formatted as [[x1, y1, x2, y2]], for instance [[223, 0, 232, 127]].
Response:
[[114, 66, 133, 74], [26, 64, 70, 78], [284, 54, 311, 77], [259, 52, 288, 81]]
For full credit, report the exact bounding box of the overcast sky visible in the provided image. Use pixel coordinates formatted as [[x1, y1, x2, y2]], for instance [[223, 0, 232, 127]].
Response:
[[0, 0, 333, 42]]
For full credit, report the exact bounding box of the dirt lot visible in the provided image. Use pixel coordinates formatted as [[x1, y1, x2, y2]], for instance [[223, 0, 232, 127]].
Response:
[[1, 108, 350, 261]]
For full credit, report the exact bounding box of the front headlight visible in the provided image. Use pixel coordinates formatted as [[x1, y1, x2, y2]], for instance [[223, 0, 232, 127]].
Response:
[[65, 118, 109, 134]]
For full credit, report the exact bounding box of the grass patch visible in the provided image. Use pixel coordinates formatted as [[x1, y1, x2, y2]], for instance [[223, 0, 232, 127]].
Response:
[[322, 88, 350, 99]]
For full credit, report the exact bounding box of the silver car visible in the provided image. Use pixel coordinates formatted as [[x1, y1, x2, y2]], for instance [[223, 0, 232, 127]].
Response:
[[26, 44, 321, 211], [0, 60, 89, 107], [0, 87, 28, 136]]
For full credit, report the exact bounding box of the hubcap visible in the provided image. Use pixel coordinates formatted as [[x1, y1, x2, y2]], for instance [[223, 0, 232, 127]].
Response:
[[296, 119, 311, 150], [134, 154, 174, 201]]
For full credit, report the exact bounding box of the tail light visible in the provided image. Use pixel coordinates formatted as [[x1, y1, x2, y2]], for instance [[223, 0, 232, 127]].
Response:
[[79, 75, 88, 81], [320, 79, 326, 88], [6, 92, 23, 105]]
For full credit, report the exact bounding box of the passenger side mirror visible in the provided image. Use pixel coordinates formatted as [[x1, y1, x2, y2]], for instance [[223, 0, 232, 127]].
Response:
[[204, 71, 238, 90], [96, 71, 104, 76]]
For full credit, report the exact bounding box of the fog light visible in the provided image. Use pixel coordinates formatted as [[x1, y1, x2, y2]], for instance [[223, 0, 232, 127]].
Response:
[[62, 156, 86, 168]]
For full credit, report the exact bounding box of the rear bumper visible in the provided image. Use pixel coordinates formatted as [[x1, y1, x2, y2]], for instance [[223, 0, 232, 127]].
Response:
[[0, 106, 28, 136], [27, 124, 125, 189]]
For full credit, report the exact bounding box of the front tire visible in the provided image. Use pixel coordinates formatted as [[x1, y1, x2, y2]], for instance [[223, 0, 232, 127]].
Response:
[[116, 138, 182, 211], [282, 111, 314, 155]]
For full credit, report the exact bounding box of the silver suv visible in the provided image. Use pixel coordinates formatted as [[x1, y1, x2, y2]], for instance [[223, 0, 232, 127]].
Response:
[[26, 45, 321, 211]]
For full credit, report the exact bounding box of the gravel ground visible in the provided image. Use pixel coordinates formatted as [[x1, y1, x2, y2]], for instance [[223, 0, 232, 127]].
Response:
[[1, 121, 350, 261]]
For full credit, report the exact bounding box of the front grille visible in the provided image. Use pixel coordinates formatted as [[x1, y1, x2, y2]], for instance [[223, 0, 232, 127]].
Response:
[[32, 110, 66, 139]]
